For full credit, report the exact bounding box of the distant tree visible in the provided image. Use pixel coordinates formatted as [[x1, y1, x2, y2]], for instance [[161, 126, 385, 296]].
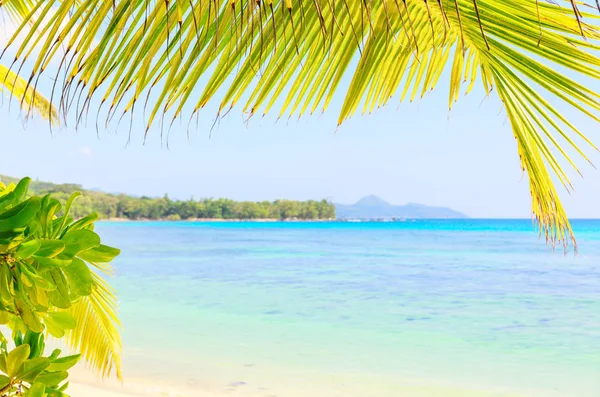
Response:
[[179, 200, 199, 219], [1, 174, 335, 221]]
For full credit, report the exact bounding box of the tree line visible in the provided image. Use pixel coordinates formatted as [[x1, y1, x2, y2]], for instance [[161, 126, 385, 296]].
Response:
[[0, 175, 335, 221]]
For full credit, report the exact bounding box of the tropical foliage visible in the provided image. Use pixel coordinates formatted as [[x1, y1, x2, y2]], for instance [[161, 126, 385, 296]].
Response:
[[1, 0, 600, 249], [0, 177, 121, 396]]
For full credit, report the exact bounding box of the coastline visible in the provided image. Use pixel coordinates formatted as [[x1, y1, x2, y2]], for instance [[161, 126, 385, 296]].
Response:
[[100, 217, 335, 222]]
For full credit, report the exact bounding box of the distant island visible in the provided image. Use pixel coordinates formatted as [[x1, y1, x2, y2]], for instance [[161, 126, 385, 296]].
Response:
[[335, 195, 467, 219], [0, 175, 335, 221], [0, 175, 467, 221]]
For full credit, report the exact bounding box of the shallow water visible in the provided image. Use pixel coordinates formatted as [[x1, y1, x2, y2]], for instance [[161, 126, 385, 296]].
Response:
[[96, 220, 600, 396]]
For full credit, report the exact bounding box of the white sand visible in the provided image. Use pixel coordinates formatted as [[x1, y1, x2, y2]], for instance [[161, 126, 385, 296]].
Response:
[[69, 383, 135, 397], [68, 375, 533, 397], [69, 378, 215, 397]]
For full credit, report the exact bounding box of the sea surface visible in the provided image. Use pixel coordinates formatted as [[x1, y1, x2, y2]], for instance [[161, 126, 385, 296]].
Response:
[[94, 220, 600, 397]]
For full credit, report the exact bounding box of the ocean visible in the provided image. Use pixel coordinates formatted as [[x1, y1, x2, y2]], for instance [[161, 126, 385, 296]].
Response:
[[93, 220, 600, 396]]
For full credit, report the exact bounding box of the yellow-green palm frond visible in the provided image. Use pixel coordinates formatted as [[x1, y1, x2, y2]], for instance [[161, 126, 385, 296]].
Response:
[[2, 0, 600, 250], [0, 0, 37, 23], [65, 272, 122, 380], [0, 64, 59, 124]]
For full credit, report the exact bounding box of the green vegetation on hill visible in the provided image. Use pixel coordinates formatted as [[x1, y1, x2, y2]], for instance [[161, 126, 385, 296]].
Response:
[[0, 175, 335, 221]]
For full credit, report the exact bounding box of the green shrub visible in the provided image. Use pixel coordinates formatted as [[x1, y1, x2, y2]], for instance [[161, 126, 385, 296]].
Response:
[[0, 177, 121, 396]]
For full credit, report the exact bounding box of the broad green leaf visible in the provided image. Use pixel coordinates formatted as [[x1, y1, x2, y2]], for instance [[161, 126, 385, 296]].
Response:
[[35, 257, 72, 271], [46, 271, 71, 309], [65, 213, 99, 232], [44, 322, 65, 339], [13, 177, 31, 203], [0, 310, 12, 324], [0, 355, 7, 374], [35, 371, 68, 387], [27, 220, 41, 237], [0, 192, 15, 213], [48, 312, 76, 330], [49, 350, 61, 360], [0, 233, 25, 252], [7, 344, 30, 377], [23, 331, 45, 359], [19, 263, 56, 291], [58, 381, 69, 392], [60, 230, 100, 258], [62, 258, 92, 298], [13, 330, 23, 346], [15, 299, 45, 333], [35, 241, 66, 259], [0, 230, 24, 252], [38, 197, 62, 239], [44, 312, 77, 338], [25, 381, 46, 397], [16, 239, 42, 260], [47, 355, 80, 372], [1, 264, 15, 302], [21, 358, 51, 383], [0, 197, 41, 233], [0, 374, 9, 389], [45, 387, 67, 397], [0, 229, 24, 240], [55, 192, 82, 237], [78, 244, 120, 263], [21, 271, 34, 288]]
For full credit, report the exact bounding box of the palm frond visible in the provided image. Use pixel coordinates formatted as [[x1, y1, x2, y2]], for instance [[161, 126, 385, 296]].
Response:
[[65, 272, 122, 380], [2, 0, 600, 250], [0, 0, 37, 23], [0, 64, 58, 124]]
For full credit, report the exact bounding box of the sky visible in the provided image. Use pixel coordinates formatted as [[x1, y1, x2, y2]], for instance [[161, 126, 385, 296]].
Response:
[[1, 17, 600, 218]]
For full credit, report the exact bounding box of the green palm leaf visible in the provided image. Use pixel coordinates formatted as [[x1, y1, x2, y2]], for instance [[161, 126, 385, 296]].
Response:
[[0, 1, 58, 124], [2, 0, 599, 251], [0, 0, 37, 23], [65, 272, 122, 380], [0, 64, 58, 125]]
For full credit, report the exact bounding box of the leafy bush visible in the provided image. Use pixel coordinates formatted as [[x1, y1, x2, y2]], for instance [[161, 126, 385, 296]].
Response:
[[0, 177, 120, 396]]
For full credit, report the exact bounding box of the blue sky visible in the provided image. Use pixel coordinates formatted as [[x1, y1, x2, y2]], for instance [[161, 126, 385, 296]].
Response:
[[1, 21, 600, 218], [2, 84, 600, 219]]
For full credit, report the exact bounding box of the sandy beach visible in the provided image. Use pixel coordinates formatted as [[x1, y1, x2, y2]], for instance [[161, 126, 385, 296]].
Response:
[[68, 367, 542, 397], [67, 380, 523, 397], [68, 379, 537, 397]]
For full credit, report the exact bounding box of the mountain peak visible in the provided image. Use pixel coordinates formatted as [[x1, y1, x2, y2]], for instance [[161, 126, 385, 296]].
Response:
[[355, 195, 390, 207], [335, 195, 467, 219]]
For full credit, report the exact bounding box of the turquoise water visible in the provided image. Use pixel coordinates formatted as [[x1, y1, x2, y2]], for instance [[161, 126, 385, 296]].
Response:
[[97, 220, 600, 396]]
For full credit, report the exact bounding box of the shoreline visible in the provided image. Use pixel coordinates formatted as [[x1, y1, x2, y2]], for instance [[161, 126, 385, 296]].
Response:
[[100, 217, 335, 222]]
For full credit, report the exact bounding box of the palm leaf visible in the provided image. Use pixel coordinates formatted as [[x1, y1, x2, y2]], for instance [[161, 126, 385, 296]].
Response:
[[2, 0, 600, 251], [65, 272, 122, 380], [0, 64, 58, 124], [0, 0, 37, 23]]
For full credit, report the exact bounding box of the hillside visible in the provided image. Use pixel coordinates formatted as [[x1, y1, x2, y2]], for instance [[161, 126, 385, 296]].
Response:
[[0, 174, 335, 220], [335, 195, 467, 219]]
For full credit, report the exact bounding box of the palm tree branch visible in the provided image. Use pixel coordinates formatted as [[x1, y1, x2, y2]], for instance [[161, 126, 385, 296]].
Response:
[[64, 271, 123, 380]]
